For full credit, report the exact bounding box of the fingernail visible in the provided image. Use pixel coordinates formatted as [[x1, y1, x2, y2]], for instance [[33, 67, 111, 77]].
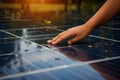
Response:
[[47, 40, 51, 43], [52, 42, 56, 45], [68, 41, 72, 45]]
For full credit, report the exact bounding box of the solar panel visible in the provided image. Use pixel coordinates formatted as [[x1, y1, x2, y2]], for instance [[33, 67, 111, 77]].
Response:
[[0, 18, 120, 80]]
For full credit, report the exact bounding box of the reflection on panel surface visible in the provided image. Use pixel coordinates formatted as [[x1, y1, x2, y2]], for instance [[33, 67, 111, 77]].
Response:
[[0, 8, 120, 79], [0, 27, 120, 80]]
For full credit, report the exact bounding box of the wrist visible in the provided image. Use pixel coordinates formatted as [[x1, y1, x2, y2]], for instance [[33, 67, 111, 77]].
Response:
[[84, 22, 96, 30]]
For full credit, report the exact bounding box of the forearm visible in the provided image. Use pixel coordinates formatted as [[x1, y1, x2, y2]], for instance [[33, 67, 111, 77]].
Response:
[[85, 0, 120, 29]]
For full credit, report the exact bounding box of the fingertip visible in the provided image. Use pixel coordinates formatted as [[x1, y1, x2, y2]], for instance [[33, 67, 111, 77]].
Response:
[[47, 40, 50, 42], [47, 38, 60, 45], [47, 40, 52, 43], [51, 42, 56, 45], [68, 41, 73, 45], [47, 40, 57, 44]]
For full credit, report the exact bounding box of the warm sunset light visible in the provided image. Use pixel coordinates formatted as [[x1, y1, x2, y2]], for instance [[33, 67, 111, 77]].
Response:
[[0, 0, 79, 13], [29, 0, 66, 4], [0, 0, 103, 20], [21, 0, 67, 12]]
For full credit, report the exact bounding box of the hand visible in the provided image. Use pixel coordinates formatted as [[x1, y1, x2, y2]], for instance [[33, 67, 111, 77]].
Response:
[[47, 24, 93, 45]]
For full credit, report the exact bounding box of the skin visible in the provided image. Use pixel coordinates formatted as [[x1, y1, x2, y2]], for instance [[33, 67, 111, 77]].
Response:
[[48, 0, 120, 45]]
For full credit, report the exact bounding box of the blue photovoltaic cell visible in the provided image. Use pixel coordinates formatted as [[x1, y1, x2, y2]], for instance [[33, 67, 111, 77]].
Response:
[[0, 26, 120, 80]]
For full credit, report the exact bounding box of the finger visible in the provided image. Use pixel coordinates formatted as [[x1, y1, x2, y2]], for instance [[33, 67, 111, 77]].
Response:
[[47, 35, 60, 44], [47, 31, 66, 44], [47, 35, 60, 43], [68, 32, 89, 45], [51, 31, 74, 44], [68, 34, 83, 45]]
